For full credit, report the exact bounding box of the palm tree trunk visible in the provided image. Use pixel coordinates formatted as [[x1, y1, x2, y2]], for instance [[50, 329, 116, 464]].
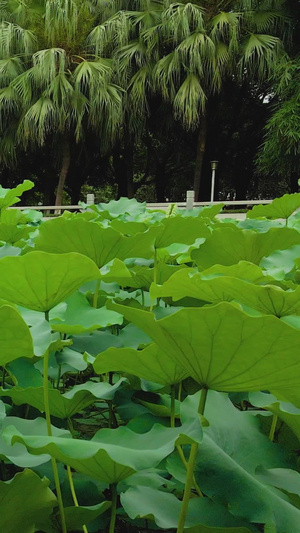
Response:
[[193, 116, 207, 201], [55, 137, 71, 206]]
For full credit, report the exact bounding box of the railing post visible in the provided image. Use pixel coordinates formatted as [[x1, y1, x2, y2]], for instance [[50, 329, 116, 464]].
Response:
[[186, 190, 194, 210], [86, 193, 95, 205]]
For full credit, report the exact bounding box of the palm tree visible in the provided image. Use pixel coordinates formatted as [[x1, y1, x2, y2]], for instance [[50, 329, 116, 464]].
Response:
[[256, 57, 300, 192], [89, 0, 290, 200], [0, 0, 123, 205]]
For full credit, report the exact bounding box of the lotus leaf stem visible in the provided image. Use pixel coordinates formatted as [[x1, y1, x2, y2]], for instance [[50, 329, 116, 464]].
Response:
[[67, 465, 88, 533], [93, 279, 101, 308], [170, 384, 176, 428], [269, 414, 278, 442], [109, 483, 118, 533], [176, 387, 208, 533], [44, 310, 67, 533]]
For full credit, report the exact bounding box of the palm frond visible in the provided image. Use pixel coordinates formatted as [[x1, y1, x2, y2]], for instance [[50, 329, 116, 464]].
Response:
[[173, 73, 206, 129], [161, 3, 205, 42], [10, 68, 34, 105], [153, 50, 181, 100], [73, 58, 112, 94], [87, 11, 132, 55], [44, 0, 78, 46], [32, 48, 66, 87], [17, 95, 60, 146], [0, 56, 24, 86], [240, 33, 284, 80], [0, 22, 37, 58]]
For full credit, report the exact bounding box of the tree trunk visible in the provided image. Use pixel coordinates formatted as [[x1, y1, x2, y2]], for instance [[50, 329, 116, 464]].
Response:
[[55, 137, 71, 206], [193, 116, 207, 201], [290, 171, 298, 193], [124, 145, 134, 198]]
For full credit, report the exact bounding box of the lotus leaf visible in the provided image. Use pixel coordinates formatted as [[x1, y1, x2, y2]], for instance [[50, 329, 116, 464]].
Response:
[[191, 227, 300, 268], [247, 194, 300, 220], [0, 251, 100, 311], [64, 501, 111, 531], [189, 392, 300, 533], [0, 379, 126, 419], [154, 217, 211, 249], [33, 217, 158, 266], [0, 416, 69, 467], [0, 305, 33, 365], [0, 180, 34, 210], [249, 391, 300, 437], [150, 268, 300, 317], [50, 291, 123, 334], [121, 486, 255, 530], [93, 344, 189, 385], [5, 421, 201, 484], [107, 301, 300, 401], [0, 469, 57, 533]]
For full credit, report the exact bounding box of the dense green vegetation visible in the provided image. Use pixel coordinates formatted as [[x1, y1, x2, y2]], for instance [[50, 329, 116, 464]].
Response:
[[1, 183, 300, 531], [0, 0, 298, 203]]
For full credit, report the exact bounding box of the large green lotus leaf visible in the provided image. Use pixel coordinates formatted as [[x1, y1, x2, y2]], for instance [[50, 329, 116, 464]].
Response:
[[0, 379, 126, 419], [33, 217, 158, 267], [250, 391, 300, 437], [247, 193, 300, 220], [150, 269, 300, 317], [186, 391, 300, 532], [0, 180, 34, 210], [260, 244, 300, 278], [118, 323, 152, 349], [194, 261, 281, 284], [93, 197, 146, 219], [107, 301, 300, 398], [191, 227, 300, 269], [99, 258, 132, 283], [184, 526, 254, 533], [49, 291, 123, 334], [0, 416, 69, 467], [64, 501, 111, 531], [93, 344, 189, 385], [0, 207, 42, 226], [154, 216, 211, 249], [122, 263, 187, 291], [255, 465, 300, 496], [167, 391, 300, 533], [110, 219, 148, 235], [238, 218, 284, 232], [0, 224, 34, 245], [0, 243, 21, 258], [5, 421, 201, 485], [0, 251, 100, 311], [0, 305, 33, 365], [0, 469, 56, 533], [121, 486, 255, 531], [7, 358, 43, 387], [181, 204, 224, 219]]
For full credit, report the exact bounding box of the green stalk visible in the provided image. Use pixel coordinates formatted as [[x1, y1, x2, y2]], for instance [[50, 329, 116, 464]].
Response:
[[150, 248, 157, 312], [44, 310, 67, 533], [93, 279, 101, 308], [170, 384, 176, 428], [1, 366, 6, 388], [178, 381, 182, 402], [175, 445, 203, 498], [109, 483, 117, 533], [176, 388, 208, 533], [67, 465, 88, 533], [269, 414, 278, 442]]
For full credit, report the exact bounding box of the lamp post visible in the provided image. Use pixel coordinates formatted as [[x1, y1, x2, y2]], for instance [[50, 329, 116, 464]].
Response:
[[210, 160, 219, 202]]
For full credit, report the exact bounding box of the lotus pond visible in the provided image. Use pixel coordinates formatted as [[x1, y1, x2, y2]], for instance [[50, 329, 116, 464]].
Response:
[[2, 182, 300, 532]]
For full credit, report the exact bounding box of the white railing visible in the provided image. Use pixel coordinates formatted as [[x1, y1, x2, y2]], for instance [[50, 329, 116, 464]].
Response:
[[10, 191, 273, 215]]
